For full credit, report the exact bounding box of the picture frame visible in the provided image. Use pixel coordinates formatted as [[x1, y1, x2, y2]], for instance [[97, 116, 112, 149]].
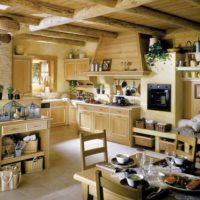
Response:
[[102, 59, 112, 71], [195, 84, 200, 99]]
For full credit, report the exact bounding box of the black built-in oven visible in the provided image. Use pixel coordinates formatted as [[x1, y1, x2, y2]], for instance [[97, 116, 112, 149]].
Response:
[[147, 84, 171, 112]]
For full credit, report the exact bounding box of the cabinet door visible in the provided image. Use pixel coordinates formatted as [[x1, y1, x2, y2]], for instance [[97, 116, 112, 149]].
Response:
[[109, 115, 129, 145], [69, 105, 77, 125], [93, 112, 109, 133], [76, 59, 89, 80], [13, 57, 32, 93], [78, 110, 93, 132], [64, 60, 76, 80], [41, 108, 50, 118], [51, 107, 67, 127]]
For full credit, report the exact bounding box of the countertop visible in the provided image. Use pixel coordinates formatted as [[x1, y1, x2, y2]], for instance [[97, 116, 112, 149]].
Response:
[[41, 98, 140, 110]]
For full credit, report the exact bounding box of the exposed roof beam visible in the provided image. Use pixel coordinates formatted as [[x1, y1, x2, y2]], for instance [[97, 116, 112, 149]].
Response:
[[125, 6, 200, 31], [0, 0, 74, 17], [0, 16, 20, 32], [88, 16, 165, 36], [49, 24, 118, 38], [33, 30, 99, 42], [0, 12, 40, 25], [14, 34, 85, 46], [29, 0, 157, 31], [184, 0, 200, 7], [85, 0, 118, 7]]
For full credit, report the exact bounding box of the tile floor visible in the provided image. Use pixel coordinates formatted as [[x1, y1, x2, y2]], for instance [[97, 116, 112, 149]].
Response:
[[0, 126, 165, 200]]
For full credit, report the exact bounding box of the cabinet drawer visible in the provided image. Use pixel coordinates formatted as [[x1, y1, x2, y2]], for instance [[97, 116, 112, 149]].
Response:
[[50, 101, 66, 107], [93, 107, 109, 113], [109, 108, 129, 115], [27, 120, 48, 131], [78, 105, 93, 111], [2, 124, 26, 135]]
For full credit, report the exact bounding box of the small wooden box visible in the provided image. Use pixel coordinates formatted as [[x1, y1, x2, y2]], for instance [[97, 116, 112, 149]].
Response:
[[159, 140, 175, 152], [134, 135, 155, 148]]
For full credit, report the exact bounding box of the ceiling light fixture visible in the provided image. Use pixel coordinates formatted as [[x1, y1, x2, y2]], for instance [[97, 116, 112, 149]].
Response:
[[0, 4, 10, 10]]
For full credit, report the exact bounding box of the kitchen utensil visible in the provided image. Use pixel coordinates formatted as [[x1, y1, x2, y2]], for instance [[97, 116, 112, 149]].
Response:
[[121, 80, 127, 88], [125, 88, 131, 96]]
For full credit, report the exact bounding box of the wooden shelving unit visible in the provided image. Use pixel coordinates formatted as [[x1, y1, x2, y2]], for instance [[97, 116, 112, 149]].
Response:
[[176, 67, 200, 71], [2, 151, 45, 165]]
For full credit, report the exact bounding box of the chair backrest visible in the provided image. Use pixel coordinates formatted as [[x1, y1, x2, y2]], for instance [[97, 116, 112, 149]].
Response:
[[96, 170, 143, 200], [175, 133, 197, 162], [80, 130, 108, 170]]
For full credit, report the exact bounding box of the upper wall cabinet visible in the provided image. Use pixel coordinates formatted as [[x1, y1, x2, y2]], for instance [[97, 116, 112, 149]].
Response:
[[13, 55, 32, 93], [64, 58, 89, 80]]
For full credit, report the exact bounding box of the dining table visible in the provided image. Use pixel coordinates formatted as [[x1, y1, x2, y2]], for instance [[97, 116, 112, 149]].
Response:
[[73, 154, 200, 200]]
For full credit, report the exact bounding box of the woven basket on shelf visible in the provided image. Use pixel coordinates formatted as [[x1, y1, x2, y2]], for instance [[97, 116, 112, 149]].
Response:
[[145, 121, 156, 130], [159, 140, 175, 152], [24, 157, 43, 174], [155, 123, 172, 132], [23, 140, 38, 154], [135, 119, 146, 129]]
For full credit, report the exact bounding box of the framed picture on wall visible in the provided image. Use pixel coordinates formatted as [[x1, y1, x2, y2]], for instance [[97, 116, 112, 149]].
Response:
[[195, 84, 200, 99], [102, 59, 112, 71]]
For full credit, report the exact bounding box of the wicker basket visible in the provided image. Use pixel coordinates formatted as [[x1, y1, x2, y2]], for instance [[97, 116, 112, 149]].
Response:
[[23, 140, 38, 154], [135, 119, 146, 129], [155, 123, 172, 132], [159, 140, 175, 152], [24, 157, 43, 174], [2, 144, 15, 158], [134, 135, 154, 148], [145, 120, 156, 130]]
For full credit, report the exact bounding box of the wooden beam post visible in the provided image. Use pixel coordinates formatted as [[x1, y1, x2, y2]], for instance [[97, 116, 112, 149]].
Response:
[[88, 16, 165, 36], [184, 0, 200, 7], [126, 6, 200, 31], [0, 0, 74, 17], [0, 16, 20, 32], [85, 0, 118, 7], [49, 24, 118, 38], [15, 34, 85, 46], [33, 30, 99, 42]]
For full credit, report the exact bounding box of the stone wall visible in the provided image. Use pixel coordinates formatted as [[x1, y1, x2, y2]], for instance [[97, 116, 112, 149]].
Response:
[[0, 41, 12, 99]]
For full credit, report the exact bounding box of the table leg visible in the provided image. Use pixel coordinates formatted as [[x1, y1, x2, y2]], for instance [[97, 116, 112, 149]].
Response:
[[82, 183, 93, 200]]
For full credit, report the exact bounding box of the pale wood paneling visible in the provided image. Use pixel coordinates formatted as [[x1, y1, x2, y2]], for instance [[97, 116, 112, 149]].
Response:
[[94, 32, 143, 71]]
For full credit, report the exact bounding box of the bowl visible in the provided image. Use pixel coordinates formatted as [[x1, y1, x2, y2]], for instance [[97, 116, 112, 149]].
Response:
[[126, 174, 144, 187], [174, 156, 185, 165], [116, 154, 130, 164]]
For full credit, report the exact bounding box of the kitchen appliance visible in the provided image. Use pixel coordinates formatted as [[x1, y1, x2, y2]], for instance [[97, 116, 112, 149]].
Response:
[[147, 84, 171, 112]]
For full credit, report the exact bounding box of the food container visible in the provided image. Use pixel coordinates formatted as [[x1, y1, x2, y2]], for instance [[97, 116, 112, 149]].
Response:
[[116, 154, 130, 164]]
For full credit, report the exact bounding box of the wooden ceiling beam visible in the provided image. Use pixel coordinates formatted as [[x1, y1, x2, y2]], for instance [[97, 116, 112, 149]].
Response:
[[0, 12, 40, 25], [184, 0, 200, 7], [125, 6, 200, 31], [29, 0, 157, 31], [0, 0, 74, 17], [0, 16, 20, 32], [33, 30, 99, 42], [88, 16, 165, 36], [85, 0, 118, 7], [15, 34, 85, 46], [49, 24, 118, 38]]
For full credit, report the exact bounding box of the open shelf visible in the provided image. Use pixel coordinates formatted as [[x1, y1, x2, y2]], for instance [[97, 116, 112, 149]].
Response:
[[84, 71, 150, 77], [2, 151, 45, 165], [176, 67, 200, 71]]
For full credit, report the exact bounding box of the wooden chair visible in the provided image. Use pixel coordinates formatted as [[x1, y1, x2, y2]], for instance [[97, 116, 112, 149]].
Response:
[[96, 170, 143, 200], [175, 133, 197, 163], [80, 130, 108, 170]]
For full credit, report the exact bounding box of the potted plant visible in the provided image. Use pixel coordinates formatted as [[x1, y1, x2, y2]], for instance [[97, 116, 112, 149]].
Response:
[[0, 84, 4, 100], [95, 83, 101, 94], [146, 42, 169, 66], [7, 86, 14, 100]]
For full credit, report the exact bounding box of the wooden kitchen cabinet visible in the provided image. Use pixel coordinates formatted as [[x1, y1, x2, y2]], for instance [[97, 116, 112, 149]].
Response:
[[64, 58, 89, 80], [69, 105, 77, 125], [78, 110, 93, 132], [93, 112, 109, 133], [109, 115, 129, 144], [13, 55, 32, 93], [41, 108, 50, 118]]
